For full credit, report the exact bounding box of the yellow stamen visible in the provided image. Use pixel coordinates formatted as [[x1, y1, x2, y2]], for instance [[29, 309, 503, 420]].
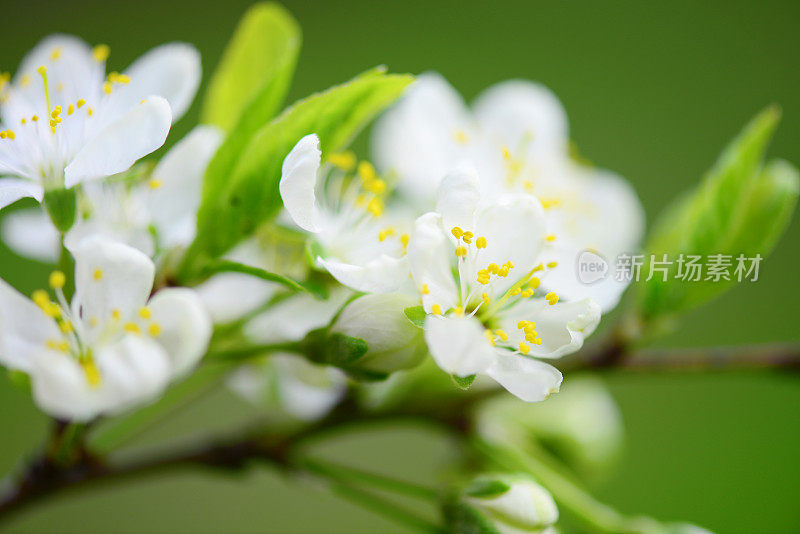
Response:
[[451, 227, 464, 239], [357, 161, 377, 182], [462, 231, 473, 244], [475, 236, 487, 249], [545, 292, 559, 305], [484, 329, 495, 346], [93, 44, 110, 62], [545, 234, 556, 242], [138, 307, 152, 319], [93, 268, 103, 281], [547, 261, 558, 269], [453, 129, 469, 144], [77, 99, 86, 108], [421, 284, 430, 295], [519, 342, 530, 355], [32, 290, 50, 307], [482, 293, 491, 306], [366, 197, 383, 217], [36, 66, 51, 117], [50, 47, 62, 61], [124, 322, 141, 334], [328, 151, 356, 171], [81, 358, 102, 388], [431, 304, 442, 315], [49, 271, 66, 289], [148, 179, 163, 189], [59, 320, 73, 333], [455, 246, 467, 257], [111, 309, 121, 321], [495, 329, 508, 341], [148, 323, 161, 337]]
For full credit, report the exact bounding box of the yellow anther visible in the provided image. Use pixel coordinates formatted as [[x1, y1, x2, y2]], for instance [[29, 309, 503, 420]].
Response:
[[462, 231, 473, 244], [7, 130, 14, 140], [328, 151, 356, 171], [124, 322, 141, 334], [454, 306, 464, 316], [547, 261, 558, 269], [111, 309, 121, 321], [540, 198, 562, 209], [138, 307, 152, 319], [545, 234, 556, 242], [67, 103, 74, 115], [46, 339, 64, 351], [59, 320, 73, 333], [451, 227, 464, 239], [431, 304, 442, 315], [103, 81, 112, 94], [504, 260, 514, 269], [545, 292, 559, 305], [521, 288, 534, 298], [77, 99, 85, 108], [37, 65, 47, 75], [528, 277, 541, 289], [89, 316, 99, 327], [523, 321, 537, 331], [533, 263, 544, 272], [510, 286, 521, 296], [148, 179, 163, 189], [49, 270, 66, 289], [20, 118, 27, 125], [453, 129, 469, 144], [93, 269, 103, 281], [519, 342, 531, 355], [20, 74, 31, 87], [498, 265, 509, 277], [366, 197, 384, 217], [50, 47, 62, 60], [533, 337, 543, 345], [32, 114, 39, 121], [93, 44, 110, 62], [495, 329, 508, 342], [484, 329, 496, 346], [44, 302, 61, 318], [32, 289, 50, 307], [488, 263, 499, 274], [87, 107, 94, 116], [82, 358, 101, 388], [357, 161, 377, 182], [525, 332, 538, 343], [482, 293, 491, 306], [475, 236, 487, 249], [378, 227, 395, 242], [364, 178, 386, 194], [477, 275, 490, 285], [502, 146, 512, 160], [400, 234, 410, 249], [455, 245, 467, 257], [51, 105, 61, 118], [421, 284, 430, 295], [517, 320, 528, 329], [148, 323, 161, 337]]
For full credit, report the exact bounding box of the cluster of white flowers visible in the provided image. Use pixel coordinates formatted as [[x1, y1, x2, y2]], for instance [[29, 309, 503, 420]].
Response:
[[0, 36, 644, 424]]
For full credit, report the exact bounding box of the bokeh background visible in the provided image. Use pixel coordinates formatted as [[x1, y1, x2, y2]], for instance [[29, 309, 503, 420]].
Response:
[[1, 0, 798, 532]]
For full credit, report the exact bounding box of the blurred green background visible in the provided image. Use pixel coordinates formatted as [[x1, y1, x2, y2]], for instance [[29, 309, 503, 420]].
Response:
[[1, 0, 798, 532]]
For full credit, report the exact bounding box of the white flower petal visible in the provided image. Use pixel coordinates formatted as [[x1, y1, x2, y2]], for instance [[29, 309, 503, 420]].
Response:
[[474, 193, 547, 294], [71, 235, 155, 332], [196, 273, 277, 324], [486, 352, 563, 402], [1, 207, 60, 262], [372, 72, 475, 205], [542, 167, 645, 311], [90, 334, 171, 416], [436, 165, 481, 233], [117, 43, 202, 121], [147, 288, 212, 377], [64, 97, 172, 187], [148, 125, 223, 247], [423, 314, 496, 377], [500, 298, 600, 358], [0, 178, 44, 210], [29, 348, 101, 421], [279, 134, 322, 232], [408, 212, 458, 313], [473, 79, 569, 158], [14, 34, 101, 103], [0, 278, 60, 372], [317, 254, 410, 294]]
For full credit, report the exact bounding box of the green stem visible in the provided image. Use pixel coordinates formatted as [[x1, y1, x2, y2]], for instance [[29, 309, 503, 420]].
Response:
[[302, 462, 443, 533], [202, 260, 325, 298], [206, 341, 302, 362], [473, 439, 665, 534], [300, 457, 439, 501]]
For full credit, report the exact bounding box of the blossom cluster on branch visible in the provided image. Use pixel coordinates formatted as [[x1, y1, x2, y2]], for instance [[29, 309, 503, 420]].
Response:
[[0, 3, 796, 532]]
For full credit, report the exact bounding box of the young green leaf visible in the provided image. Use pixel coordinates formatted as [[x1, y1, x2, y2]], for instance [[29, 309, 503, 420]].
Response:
[[184, 68, 414, 277], [640, 106, 798, 320], [462, 478, 512, 499], [200, 2, 301, 133], [403, 305, 426, 328], [452, 374, 476, 390]]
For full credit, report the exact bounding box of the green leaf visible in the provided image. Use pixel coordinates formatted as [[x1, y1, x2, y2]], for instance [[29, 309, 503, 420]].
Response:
[[202, 259, 328, 299], [441, 500, 500, 534], [640, 106, 798, 320], [183, 68, 414, 277], [43, 187, 77, 233], [200, 2, 300, 133], [452, 374, 476, 390], [463, 478, 512, 499], [404, 305, 426, 328]]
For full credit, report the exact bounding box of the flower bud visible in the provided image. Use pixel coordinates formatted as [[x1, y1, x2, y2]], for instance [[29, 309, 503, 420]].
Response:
[[476, 377, 623, 480], [43, 187, 77, 233], [331, 293, 426, 374], [459, 474, 558, 533]]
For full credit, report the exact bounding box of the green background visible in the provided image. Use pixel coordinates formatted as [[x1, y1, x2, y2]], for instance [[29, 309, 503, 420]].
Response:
[[1, 0, 798, 532]]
